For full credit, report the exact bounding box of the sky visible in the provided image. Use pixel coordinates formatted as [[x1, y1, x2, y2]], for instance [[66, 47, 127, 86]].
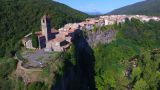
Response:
[[54, 0, 144, 14]]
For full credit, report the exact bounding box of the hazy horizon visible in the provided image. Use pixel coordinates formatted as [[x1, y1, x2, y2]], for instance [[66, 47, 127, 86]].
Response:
[[54, 0, 144, 14]]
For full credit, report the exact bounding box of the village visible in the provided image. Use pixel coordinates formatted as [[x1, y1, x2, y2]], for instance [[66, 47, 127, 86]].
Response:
[[19, 14, 160, 68], [16, 14, 160, 85], [22, 15, 160, 52], [1, 0, 160, 89]]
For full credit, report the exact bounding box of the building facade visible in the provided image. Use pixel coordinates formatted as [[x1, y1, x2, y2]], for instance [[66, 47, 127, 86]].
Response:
[[22, 15, 74, 52]]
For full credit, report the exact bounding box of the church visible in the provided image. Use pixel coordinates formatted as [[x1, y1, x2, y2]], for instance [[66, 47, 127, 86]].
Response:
[[22, 15, 77, 52]]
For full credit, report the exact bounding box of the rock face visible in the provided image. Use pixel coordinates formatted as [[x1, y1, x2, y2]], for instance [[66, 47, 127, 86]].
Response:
[[15, 61, 42, 85], [86, 30, 116, 46], [51, 30, 116, 90]]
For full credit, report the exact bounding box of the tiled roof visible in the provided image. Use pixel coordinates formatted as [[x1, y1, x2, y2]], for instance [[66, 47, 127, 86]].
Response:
[[51, 28, 58, 33], [35, 31, 44, 37], [51, 38, 65, 43]]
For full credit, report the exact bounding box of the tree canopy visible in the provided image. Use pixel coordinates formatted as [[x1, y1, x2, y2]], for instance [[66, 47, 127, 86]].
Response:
[[0, 0, 89, 57], [94, 19, 160, 90]]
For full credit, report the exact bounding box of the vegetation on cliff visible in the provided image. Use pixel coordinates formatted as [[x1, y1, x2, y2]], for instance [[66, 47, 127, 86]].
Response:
[[32, 31, 39, 48], [94, 18, 160, 90], [0, 58, 18, 90]]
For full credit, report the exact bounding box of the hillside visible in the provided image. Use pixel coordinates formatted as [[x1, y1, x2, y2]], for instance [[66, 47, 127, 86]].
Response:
[[93, 19, 160, 90], [109, 0, 160, 16], [51, 19, 160, 90], [0, 0, 89, 57]]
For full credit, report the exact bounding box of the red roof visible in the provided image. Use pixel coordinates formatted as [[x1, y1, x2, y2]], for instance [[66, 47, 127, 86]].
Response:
[[35, 31, 44, 37], [51, 28, 58, 33], [51, 38, 65, 43]]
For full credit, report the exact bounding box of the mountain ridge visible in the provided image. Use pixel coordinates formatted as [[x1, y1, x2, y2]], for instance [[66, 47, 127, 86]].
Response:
[[108, 0, 160, 16]]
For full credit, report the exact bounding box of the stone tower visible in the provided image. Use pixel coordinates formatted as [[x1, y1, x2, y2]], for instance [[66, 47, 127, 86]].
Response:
[[41, 15, 51, 42]]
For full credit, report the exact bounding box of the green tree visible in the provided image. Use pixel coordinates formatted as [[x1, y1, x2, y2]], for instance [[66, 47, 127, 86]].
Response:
[[133, 79, 149, 90], [15, 77, 25, 90], [32, 30, 39, 48], [27, 82, 48, 90], [69, 44, 76, 66], [93, 25, 97, 32], [0, 48, 5, 57], [131, 67, 141, 82]]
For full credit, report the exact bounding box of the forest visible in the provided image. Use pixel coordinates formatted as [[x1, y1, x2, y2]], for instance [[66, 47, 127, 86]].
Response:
[[94, 18, 160, 90]]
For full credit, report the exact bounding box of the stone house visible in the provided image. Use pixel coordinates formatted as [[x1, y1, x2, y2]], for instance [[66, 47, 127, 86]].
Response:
[[22, 15, 73, 52]]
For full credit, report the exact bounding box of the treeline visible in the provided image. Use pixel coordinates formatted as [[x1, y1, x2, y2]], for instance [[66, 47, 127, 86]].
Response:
[[94, 18, 160, 90], [0, 58, 18, 90], [109, 0, 160, 16], [0, 0, 89, 57]]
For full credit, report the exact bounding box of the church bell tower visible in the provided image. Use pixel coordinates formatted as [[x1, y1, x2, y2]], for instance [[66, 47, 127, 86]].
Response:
[[41, 15, 51, 42]]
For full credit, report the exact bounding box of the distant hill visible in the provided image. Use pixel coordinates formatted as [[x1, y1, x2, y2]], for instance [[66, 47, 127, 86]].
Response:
[[0, 0, 89, 57], [86, 11, 103, 15], [109, 0, 160, 16]]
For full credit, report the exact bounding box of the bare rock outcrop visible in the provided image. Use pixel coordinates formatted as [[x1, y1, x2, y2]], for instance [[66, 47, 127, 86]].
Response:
[[86, 30, 116, 46], [15, 61, 42, 85]]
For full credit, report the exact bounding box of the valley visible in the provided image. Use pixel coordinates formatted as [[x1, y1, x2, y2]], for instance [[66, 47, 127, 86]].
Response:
[[0, 0, 160, 90]]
